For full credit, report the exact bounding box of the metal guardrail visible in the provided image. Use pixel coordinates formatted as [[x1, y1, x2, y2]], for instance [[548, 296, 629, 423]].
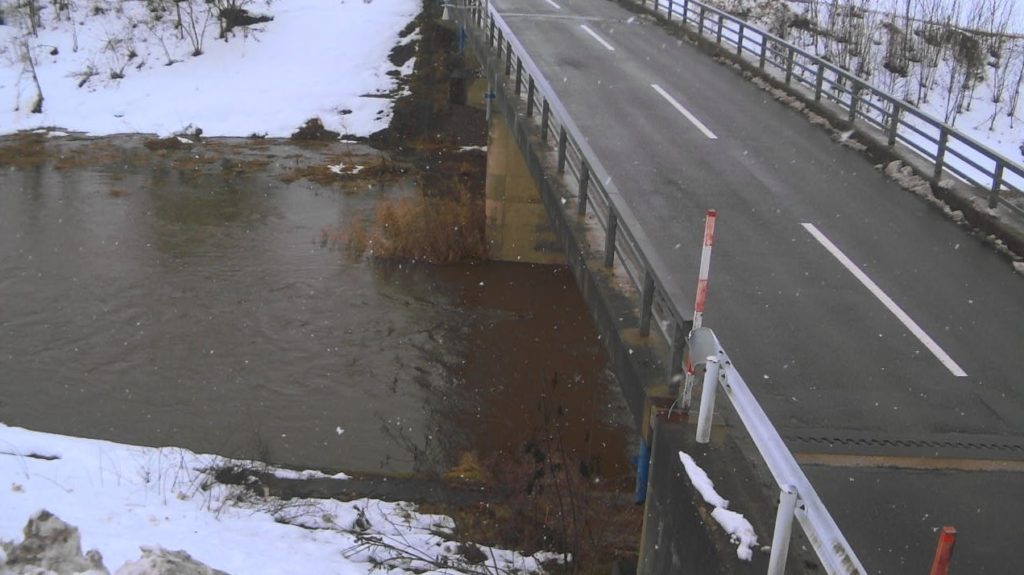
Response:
[[634, 0, 1024, 213], [457, 1, 866, 572], [690, 327, 866, 574]]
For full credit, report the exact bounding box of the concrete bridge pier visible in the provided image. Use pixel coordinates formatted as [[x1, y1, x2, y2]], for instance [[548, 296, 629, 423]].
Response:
[[484, 102, 565, 264]]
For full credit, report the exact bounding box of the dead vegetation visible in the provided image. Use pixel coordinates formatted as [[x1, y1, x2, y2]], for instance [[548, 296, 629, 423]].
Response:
[[370, 190, 485, 262], [291, 118, 340, 142], [280, 152, 404, 186], [0, 132, 48, 168], [415, 376, 642, 574]]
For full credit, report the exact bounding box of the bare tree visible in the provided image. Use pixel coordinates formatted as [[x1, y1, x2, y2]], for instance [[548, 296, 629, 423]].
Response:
[[18, 39, 44, 113], [180, 0, 212, 56]]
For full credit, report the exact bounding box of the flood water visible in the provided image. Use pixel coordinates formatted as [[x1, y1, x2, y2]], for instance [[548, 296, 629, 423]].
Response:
[[0, 135, 633, 480]]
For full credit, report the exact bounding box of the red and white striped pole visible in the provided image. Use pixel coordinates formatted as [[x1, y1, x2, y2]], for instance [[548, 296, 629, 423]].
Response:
[[681, 209, 717, 409], [693, 209, 717, 331]]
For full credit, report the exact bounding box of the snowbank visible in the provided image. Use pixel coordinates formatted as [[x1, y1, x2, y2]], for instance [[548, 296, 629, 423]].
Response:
[[0, 0, 420, 137], [0, 423, 554, 574]]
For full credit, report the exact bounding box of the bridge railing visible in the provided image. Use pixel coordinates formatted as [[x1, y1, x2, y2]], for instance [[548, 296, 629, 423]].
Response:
[[634, 0, 1024, 213], [467, 0, 694, 364], [458, 2, 865, 572]]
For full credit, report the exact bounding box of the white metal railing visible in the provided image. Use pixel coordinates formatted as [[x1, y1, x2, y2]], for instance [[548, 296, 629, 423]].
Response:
[[634, 0, 1024, 213], [690, 327, 865, 574], [457, 2, 867, 572]]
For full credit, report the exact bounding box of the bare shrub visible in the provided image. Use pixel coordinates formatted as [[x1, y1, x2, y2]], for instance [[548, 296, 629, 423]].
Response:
[[370, 189, 486, 263]]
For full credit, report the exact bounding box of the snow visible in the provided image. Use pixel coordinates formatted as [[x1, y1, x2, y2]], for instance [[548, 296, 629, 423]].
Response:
[[678, 451, 759, 562], [0, 423, 554, 574], [677, 451, 728, 508], [0, 0, 419, 137], [710, 507, 759, 562]]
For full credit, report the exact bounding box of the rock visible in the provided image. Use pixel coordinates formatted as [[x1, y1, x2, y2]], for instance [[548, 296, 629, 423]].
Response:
[[1013, 261, 1024, 275], [0, 510, 109, 575], [114, 547, 230, 575]]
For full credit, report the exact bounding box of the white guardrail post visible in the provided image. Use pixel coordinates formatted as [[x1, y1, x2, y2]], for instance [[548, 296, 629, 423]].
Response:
[[768, 485, 799, 575], [694, 356, 719, 444]]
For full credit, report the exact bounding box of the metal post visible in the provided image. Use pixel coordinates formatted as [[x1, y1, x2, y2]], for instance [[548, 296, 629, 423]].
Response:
[[505, 42, 512, 76], [557, 127, 568, 173], [639, 271, 655, 336], [887, 101, 901, 146], [814, 63, 824, 101], [849, 82, 861, 124], [990, 162, 1004, 209], [515, 58, 523, 96], [698, 6, 705, 35], [668, 321, 687, 391], [716, 13, 723, 44], [578, 163, 590, 214], [667, 0, 674, 20], [737, 23, 744, 56], [767, 485, 799, 575], [934, 127, 948, 180], [526, 76, 535, 116], [784, 46, 795, 85], [541, 100, 551, 142], [604, 212, 618, 268], [695, 356, 720, 444], [759, 37, 768, 70], [682, 0, 690, 25]]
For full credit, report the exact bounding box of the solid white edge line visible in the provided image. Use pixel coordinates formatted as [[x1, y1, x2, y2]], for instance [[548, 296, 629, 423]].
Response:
[[580, 24, 616, 51], [802, 223, 968, 377], [544, 0, 562, 9], [650, 84, 718, 140]]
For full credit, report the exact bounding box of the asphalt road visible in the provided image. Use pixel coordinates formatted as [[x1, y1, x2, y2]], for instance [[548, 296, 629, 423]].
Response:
[[488, 0, 1024, 571]]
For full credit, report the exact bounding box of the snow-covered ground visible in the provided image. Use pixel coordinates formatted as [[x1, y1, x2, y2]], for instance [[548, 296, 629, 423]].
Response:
[[0, 423, 554, 574], [0, 0, 419, 137], [691, 0, 1024, 167]]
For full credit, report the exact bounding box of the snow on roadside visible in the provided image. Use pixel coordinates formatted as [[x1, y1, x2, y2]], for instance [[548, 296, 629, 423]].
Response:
[[678, 451, 759, 562], [0, 0, 419, 137], [0, 423, 554, 574]]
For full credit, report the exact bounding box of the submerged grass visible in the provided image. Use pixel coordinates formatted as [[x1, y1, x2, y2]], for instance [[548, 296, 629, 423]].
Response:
[[367, 189, 486, 262], [0, 133, 48, 169]]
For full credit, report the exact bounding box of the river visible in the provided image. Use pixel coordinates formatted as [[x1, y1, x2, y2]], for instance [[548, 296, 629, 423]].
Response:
[[0, 133, 633, 482]]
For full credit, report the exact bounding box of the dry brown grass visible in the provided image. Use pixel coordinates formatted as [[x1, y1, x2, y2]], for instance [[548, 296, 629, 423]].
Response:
[[53, 142, 144, 170], [369, 189, 486, 262], [0, 133, 48, 169], [143, 136, 192, 151], [280, 153, 403, 187]]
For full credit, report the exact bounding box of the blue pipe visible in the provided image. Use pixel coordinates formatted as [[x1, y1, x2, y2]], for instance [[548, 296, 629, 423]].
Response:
[[634, 437, 651, 504]]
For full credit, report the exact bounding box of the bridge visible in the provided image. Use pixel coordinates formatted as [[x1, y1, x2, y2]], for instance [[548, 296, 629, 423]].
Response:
[[449, 0, 1024, 572]]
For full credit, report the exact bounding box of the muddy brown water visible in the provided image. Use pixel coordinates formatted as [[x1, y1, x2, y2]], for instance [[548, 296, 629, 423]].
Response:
[[0, 134, 633, 480]]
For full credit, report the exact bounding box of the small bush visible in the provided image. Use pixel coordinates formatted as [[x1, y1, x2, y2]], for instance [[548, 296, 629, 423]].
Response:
[[370, 190, 485, 263], [291, 118, 340, 142]]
